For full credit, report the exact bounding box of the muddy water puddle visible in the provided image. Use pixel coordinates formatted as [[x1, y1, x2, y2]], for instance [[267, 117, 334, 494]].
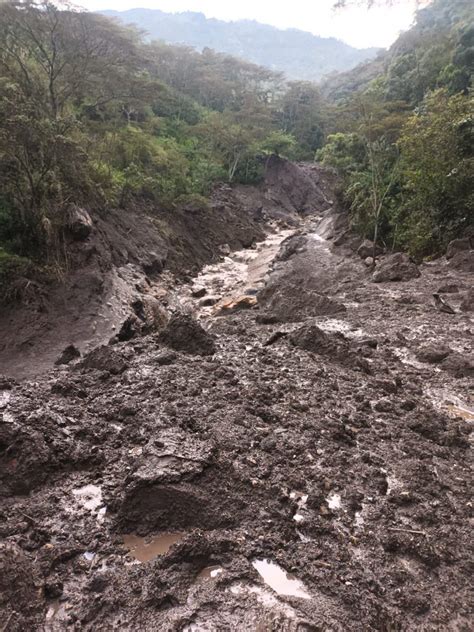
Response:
[[427, 389, 474, 422], [197, 565, 224, 580], [252, 559, 311, 599], [122, 532, 184, 562], [446, 404, 474, 421]]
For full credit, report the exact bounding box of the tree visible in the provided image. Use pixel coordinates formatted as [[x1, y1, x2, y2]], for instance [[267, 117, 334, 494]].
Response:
[[396, 89, 473, 255], [278, 81, 326, 159]]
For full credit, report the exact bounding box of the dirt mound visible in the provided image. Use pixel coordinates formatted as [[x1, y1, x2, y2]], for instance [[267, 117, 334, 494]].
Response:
[[80, 345, 129, 374], [0, 543, 45, 631], [372, 253, 421, 283], [289, 323, 370, 372], [158, 313, 216, 355], [258, 267, 346, 323]]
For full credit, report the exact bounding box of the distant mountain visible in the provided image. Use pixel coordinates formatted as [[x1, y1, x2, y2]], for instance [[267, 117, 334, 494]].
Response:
[[101, 9, 380, 82]]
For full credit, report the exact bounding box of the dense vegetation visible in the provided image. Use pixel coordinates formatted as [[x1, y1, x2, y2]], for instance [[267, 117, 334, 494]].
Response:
[[102, 8, 378, 83], [0, 0, 325, 283], [0, 0, 472, 299], [319, 0, 473, 257]]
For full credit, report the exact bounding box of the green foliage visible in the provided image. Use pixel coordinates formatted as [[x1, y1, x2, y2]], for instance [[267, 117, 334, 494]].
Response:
[[317, 133, 367, 173], [318, 0, 474, 257], [396, 89, 473, 255], [259, 131, 297, 159]]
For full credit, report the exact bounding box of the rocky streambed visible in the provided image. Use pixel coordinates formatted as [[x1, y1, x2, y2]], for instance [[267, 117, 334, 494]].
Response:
[[1, 177, 473, 631]]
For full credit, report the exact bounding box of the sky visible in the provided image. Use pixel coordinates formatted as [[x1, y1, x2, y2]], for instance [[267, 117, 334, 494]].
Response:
[[76, 1, 420, 49]]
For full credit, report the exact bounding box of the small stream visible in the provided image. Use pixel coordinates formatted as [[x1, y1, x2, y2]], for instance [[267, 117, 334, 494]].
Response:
[[175, 224, 296, 318]]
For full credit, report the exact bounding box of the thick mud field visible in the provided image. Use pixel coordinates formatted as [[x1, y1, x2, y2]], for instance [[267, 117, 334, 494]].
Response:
[[1, 168, 473, 631]]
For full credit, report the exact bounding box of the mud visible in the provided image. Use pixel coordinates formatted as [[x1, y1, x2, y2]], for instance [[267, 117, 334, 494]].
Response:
[[0, 163, 473, 631]]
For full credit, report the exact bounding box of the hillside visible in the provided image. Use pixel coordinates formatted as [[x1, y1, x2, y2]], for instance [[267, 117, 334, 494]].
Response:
[[322, 0, 473, 101], [102, 8, 379, 82]]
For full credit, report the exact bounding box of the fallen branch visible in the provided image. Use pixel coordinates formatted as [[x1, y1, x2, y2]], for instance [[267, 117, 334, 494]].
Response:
[[388, 527, 426, 536]]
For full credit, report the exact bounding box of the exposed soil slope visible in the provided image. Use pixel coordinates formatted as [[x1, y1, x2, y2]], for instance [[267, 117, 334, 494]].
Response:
[[0, 157, 330, 380]]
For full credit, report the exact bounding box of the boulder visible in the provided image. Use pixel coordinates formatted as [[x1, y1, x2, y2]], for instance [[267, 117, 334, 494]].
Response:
[[158, 313, 216, 356], [416, 345, 452, 364], [142, 250, 167, 276], [446, 238, 471, 259], [437, 283, 459, 294], [289, 325, 337, 356], [113, 297, 169, 343], [191, 286, 207, 298], [155, 350, 177, 366], [133, 296, 169, 333], [357, 239, 383, 259], [275, 235, 307, 262], [219, 243, 231, 256], [199, 296, 220, 307], [66, 205, 93, 240], [55, 345, 81, 366], [441, 353, 474, 379], [372, 253, 421, 283], [81, 346, 128, 375], [460, 287, 474, 312], [449, 250, 474, 273]]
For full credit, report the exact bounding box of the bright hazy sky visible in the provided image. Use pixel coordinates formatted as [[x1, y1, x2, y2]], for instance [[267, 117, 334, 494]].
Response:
[[77, 1, 420, 49]]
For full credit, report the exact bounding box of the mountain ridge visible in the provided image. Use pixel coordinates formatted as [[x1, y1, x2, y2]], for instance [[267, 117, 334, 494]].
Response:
[[101, 8, 380, 82]]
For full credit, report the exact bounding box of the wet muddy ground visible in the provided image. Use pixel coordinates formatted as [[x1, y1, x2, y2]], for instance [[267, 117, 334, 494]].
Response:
[[0, 205, 473, 630]]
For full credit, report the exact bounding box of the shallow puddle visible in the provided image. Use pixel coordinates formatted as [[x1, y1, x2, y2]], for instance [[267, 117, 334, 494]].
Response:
[[72, 484, 103, 511], [252, 559, 311, 599], [446, 404, 474, 421], [326, 493, 342, 510], [197, 565, 223, 580], [0, 390, 11, 408], [122, 533, 183, 562]]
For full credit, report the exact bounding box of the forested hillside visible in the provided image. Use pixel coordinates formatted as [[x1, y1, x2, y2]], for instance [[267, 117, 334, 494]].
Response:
[[0, 0, 326, 299], [0, 0, 472, 303], [102, 8, 379, 82], [320, 0, 473, 257]]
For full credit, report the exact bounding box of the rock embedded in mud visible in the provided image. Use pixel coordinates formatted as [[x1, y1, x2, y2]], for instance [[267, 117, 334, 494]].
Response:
[[66, 204, 93, 240], [372, 253, 421, 283], [158, 313, 216, 355], [81, 346, 128, 375], [255, 313, 281, 325], [191, 286, 207, 298], [55, 344, 81, 366], [437, 283, 459, 294], [440, 353, 474, 378], [275, 235, 307, 262], [357, 239, 383, 259], [199, 296, 220, 307], [448, 250, 474, 272], [142, 250, 167, 276], [460, 287, 474, 312], [155, 350, 177, 366], [416, 345, 452, 364], [364, 257, 375, 267], [446, 237, 471, 259]]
